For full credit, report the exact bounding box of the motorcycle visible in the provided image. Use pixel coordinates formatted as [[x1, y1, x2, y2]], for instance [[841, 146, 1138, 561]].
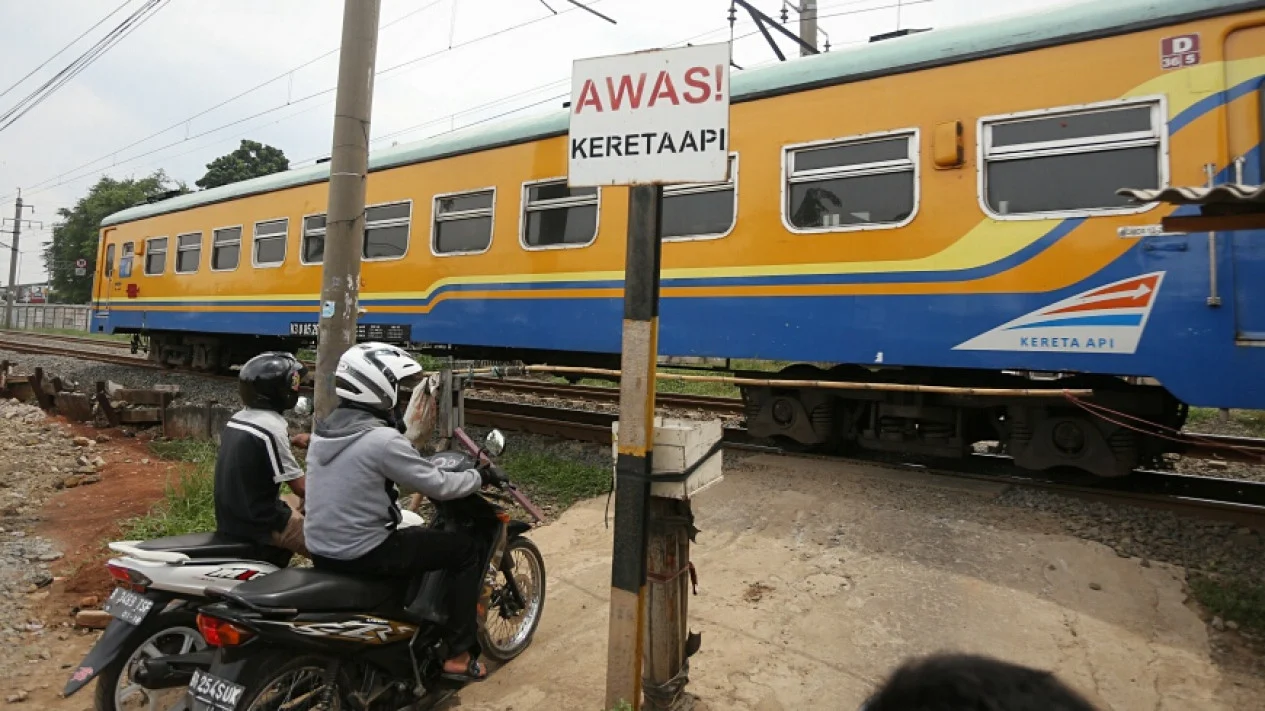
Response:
[[185, 427, 547, 711], [62, 531, 294, 711], [63, 396, 431, 711]]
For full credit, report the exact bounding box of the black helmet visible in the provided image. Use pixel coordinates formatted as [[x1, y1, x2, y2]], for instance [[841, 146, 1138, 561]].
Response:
[[239, 352, 307, 413]]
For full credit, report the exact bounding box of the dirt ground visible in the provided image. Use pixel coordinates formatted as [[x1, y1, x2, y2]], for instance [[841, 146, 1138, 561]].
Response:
[[11, 443, 1265, 710], [450, 454, 1265, 711], [3, 421, 186, 710]]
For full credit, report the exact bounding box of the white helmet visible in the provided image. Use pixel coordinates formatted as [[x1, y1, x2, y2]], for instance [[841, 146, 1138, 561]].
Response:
[[335, 342, 424, 411]]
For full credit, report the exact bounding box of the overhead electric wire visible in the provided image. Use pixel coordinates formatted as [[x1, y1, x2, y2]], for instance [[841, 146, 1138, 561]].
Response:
[[0, 0, 137, 102], [15, 0, 448, 199], [19, 0, 926, 201], [16, 0, 609, 202], [0, 0, 169, 133], [24, 5, 780, 194]]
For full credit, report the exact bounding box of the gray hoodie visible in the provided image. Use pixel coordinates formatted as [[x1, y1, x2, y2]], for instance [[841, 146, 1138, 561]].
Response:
[[303, 406, 482, 560]]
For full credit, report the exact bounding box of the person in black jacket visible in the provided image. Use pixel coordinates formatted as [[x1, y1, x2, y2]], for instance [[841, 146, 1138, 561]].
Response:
[[213, 351, 310, 557]]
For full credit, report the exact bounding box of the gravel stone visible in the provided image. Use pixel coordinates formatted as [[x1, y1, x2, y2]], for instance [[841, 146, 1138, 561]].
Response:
[[0, 347, 239, 408], [0, 400, 74, 692]]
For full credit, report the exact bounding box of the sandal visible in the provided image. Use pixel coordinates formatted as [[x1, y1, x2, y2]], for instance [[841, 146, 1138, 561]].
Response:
[[439, 657, 488, 683]]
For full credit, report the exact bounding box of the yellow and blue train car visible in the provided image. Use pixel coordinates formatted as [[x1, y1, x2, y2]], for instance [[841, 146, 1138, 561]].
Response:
[[92, 0, 1265, 477]]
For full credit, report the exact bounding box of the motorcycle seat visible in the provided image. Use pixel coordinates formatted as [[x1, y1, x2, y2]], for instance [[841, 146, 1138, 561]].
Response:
[[136, 532, 290, 565], [227, 568, 399, 612]]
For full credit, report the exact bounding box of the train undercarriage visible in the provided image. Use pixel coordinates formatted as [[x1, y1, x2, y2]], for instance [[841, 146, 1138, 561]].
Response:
[[738, 364, 1187, 478], [135, 331, 302, 373], [122, 329, 1188, 478]]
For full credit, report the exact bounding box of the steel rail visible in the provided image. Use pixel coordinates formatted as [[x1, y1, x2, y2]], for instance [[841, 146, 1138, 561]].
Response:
[[467, 376, 745, 414], [0, 329, 132, 350], [463, 397, 1265, 524]]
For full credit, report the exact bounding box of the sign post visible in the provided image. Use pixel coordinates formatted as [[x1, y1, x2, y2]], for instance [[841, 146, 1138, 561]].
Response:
[[568, 42, 731, 711]]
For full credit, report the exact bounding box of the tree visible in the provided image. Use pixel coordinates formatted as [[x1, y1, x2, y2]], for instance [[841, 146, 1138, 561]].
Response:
[[43, 170, 189, 304], [195, 139, 289, 190]]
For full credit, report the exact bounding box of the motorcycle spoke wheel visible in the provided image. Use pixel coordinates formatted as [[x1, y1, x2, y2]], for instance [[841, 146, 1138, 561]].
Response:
[[243, 661, 344, 711], [114, 625, 205, 711], [479, 537, 546, 663]]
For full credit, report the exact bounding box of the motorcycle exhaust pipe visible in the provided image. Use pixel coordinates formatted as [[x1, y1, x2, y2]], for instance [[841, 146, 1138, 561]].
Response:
[[132, 650, 215, 690]]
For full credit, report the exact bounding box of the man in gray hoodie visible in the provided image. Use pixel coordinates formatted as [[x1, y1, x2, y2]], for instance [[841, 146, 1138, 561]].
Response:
[[303, 343, 498, 683]]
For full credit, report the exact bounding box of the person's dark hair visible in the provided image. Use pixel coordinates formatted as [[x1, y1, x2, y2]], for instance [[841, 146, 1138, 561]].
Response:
[[861, 653, 1099, 711]]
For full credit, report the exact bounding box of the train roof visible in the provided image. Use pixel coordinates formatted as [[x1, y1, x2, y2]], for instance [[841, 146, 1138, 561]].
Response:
[[100, 0, 1263, 228]]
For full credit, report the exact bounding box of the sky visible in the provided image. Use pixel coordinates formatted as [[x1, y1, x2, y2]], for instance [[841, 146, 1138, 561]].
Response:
[[0, 0, 1076, 287]]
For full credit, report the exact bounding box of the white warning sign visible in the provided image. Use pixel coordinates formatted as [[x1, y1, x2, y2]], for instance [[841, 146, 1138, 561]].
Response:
[[568, 42, 731, 187]]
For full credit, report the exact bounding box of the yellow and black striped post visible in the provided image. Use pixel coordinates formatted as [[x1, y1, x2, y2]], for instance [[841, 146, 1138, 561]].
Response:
[[606, 184, 664, 711]]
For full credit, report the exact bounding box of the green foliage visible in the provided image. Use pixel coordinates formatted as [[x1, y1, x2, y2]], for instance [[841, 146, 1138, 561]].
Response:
[[196, 139, 289, 190], [1187, 408, 1265, 436], [1190, 574, 1265, 634], [123, 440, 217, 540], [43, 171, 188, 303], [500, 449, 609, 509]]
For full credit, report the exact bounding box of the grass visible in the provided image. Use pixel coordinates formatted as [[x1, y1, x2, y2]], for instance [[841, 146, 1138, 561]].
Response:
[[123, 439, 218, 540], [121, 433, 610, 541], [498, 449, 609, 510], [13, 325, 130, 342], [1189, 574, 1265, 635], [1188, 407, 1265, 436]]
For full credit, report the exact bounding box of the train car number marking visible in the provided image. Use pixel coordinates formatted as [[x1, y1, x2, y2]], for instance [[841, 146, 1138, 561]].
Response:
[[1161, 34, 1200, 70]]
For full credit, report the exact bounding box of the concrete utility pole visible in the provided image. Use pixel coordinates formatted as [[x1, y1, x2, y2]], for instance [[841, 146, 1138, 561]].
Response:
[[3, 191, 36, 330], [799, 0, 818, 56], [313, 0, 381, 422]]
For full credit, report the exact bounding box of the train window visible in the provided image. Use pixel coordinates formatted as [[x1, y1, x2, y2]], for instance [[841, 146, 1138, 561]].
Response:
[[212, 226, 242, 271], [432, 189, 495, 256], [119, 242, 134, 279], [176, 233, 201, 274], [662, 154, 738, 241], [364, 201, 411, 259], [105, 244, 115, 278], [980, 98, 1164, 217], [521, 179, 599, 249], [783, 130, 918, 232], [302, 214, 326, 264], [253, 218, 288, 267], [144, 237, 168, 276]]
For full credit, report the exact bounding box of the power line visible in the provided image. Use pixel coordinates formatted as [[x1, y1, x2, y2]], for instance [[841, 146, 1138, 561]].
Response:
[[18, 0, 612, 200], [0, 0, 169, 133], [12, 0, 448, 200], [0, 0, 137, 101], [27, 7, 770, 198]]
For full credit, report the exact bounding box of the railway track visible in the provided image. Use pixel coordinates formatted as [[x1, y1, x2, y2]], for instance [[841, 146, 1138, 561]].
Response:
[[468, 376, 744, 414], [0, 329, 132, 350], [0, 338, 155, 369], [463, 397, 1265, 525], [4, 334, 1265, 521]]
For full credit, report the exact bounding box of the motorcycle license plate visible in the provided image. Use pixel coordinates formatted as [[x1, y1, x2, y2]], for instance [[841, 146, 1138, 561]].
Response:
[[187, 668, 246, 710], [102, 587, 153, 626]]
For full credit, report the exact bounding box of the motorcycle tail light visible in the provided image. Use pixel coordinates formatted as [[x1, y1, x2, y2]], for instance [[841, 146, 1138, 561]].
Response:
[[197, 613, 254, 647], [106, 563, 151, 592]]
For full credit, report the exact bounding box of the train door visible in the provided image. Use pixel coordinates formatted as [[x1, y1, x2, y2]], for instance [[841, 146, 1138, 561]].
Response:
[[94, 236, 116, 318], [1224, 24, 1265, 341]]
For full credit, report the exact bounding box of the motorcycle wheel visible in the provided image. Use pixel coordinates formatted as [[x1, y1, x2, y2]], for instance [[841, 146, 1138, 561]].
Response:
[[479, 537, 546, 663], [236, 654, 351, 711], [93, 608, 206, 711]]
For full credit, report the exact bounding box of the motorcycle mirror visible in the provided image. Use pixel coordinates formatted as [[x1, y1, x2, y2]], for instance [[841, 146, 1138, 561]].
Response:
[[293, 396, 313, 417], [484, 429, 506, 457]]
